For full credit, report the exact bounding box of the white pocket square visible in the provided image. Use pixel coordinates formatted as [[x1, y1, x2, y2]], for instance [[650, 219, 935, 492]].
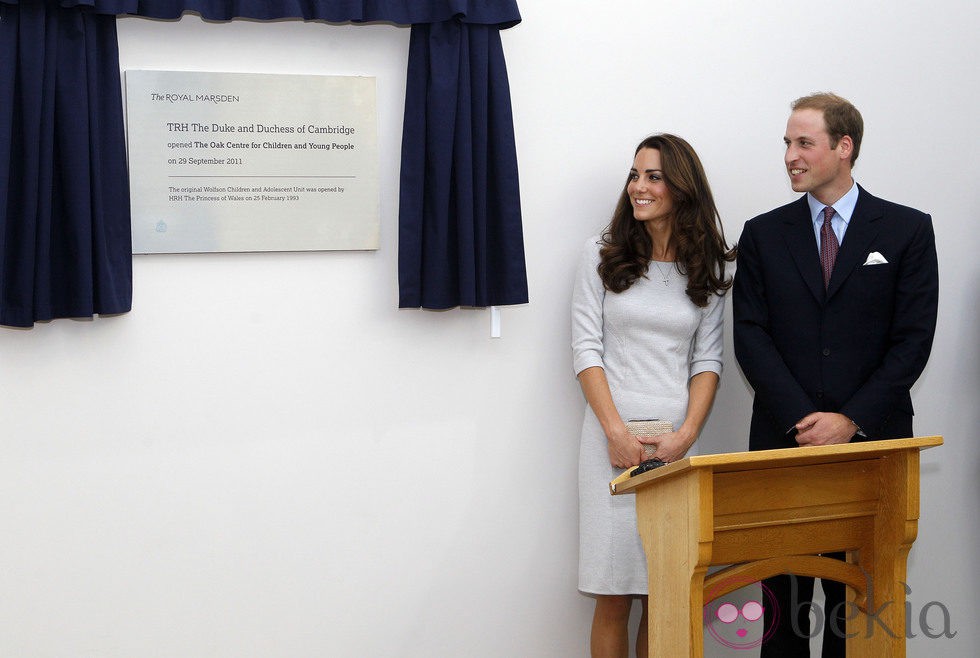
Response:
[[863, 251, 888, 265]]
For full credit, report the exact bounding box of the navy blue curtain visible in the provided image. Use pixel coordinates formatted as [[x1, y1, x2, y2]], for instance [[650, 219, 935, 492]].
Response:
[[0, 0, 526, 326], [0, 0, 132, 327], [40, 1, 521, 24], [398, 17, 526, 308]]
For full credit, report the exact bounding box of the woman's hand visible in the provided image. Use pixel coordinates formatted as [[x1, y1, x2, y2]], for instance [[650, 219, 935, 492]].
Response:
[[605, 423, 646, 469], [577, 367, 647, 469], [639, 372, 717, 463], [639, 427, 696, 464]]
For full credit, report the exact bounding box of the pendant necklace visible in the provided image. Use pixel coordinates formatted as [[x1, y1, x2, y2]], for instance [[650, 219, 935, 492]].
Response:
[[653, 261, 673, 286]]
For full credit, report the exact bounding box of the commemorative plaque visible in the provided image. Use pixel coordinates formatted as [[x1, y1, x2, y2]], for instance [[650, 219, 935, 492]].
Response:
[[126, 70, 379, 253]]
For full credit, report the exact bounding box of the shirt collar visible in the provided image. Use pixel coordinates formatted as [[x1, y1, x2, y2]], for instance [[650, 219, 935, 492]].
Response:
[[807, 180, 859, 226]]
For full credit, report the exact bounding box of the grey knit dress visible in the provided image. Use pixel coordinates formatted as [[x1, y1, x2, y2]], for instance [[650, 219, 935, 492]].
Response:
[[571, 237, 724, 595]]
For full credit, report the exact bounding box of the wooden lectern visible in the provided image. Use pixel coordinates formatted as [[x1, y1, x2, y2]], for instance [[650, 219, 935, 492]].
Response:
[[610, 436, 942, 657]]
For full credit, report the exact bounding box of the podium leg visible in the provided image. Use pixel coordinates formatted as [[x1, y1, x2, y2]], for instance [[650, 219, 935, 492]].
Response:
[[635, 471, 712, 658], [844, 556, 906, 657], [848, 449, 917, 657]]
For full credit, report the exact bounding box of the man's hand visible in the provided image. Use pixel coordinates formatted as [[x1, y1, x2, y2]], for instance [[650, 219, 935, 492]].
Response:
[[794, 412, 858, 446]]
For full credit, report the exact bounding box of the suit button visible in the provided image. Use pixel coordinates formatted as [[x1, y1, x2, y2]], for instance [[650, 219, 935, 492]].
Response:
[[822, 348, 831, 356]]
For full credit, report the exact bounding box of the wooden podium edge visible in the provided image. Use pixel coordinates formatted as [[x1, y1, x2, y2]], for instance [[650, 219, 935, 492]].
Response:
[[610, 435, 943, 494]]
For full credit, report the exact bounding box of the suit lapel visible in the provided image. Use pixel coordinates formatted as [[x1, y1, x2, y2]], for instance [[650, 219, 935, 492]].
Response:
[[780, 196, 825, 303], [826, 186, 882, 299]]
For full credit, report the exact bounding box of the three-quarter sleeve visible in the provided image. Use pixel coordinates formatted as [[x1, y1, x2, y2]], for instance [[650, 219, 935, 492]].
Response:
[[689, 288, 725, 379], [571, 238, 606, 377]]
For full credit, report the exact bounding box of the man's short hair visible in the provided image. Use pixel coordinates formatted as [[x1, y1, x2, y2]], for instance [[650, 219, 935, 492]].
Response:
[[792, 93, 864, 166]]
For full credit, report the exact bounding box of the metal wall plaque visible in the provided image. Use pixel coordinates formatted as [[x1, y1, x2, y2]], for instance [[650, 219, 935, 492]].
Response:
[[126, 70, 379, 253]]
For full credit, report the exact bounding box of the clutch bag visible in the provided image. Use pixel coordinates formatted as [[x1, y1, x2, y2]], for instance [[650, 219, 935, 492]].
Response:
[[626, 418, 674, 457]]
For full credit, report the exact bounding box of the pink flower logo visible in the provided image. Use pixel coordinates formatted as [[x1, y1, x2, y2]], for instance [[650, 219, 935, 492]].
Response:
[[703, 579, 779, 650]]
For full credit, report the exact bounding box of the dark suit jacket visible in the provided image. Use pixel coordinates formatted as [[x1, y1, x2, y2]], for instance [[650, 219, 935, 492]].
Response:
[[733, 185, 939, 451]]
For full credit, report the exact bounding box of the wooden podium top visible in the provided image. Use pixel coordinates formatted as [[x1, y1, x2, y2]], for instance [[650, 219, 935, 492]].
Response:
[[611, 435, 942, 494]]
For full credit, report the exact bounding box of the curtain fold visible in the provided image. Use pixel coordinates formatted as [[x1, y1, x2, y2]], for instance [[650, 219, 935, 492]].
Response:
[[0, 0, 132, 327], [0, 0, 525, 326], [397, 20, 526, 308]]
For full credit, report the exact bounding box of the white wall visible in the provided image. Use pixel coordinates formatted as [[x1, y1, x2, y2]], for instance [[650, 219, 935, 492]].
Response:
[[1, 2, 976, 656]]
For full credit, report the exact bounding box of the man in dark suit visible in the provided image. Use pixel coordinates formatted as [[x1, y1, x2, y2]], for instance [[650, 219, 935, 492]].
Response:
[[733, 93, 939, 657]]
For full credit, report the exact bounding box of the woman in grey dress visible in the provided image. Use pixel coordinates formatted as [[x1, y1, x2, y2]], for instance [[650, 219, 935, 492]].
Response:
[[571, 134, 735, 657]]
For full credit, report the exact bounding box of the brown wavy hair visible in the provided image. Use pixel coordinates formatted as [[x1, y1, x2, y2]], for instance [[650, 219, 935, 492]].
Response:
[[597, 134, 735, 307]]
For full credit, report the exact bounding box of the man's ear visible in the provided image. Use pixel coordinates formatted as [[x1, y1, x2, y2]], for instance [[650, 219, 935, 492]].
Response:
[[837, 135, 853, 160]]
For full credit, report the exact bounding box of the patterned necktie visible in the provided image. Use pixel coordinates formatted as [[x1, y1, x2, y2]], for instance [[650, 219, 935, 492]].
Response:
[[820, 206, 839, 289]]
